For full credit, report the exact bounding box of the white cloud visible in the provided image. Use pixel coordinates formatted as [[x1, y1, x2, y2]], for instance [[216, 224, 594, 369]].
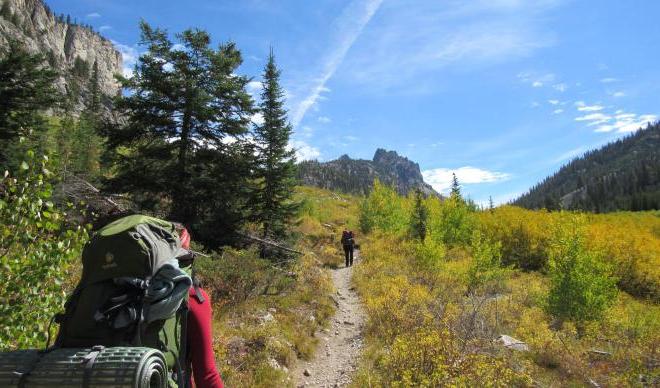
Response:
[[422, 166, 510, 194], [553, 108, 563, 114], [573, 106, 657, 134], [317, 116, 331, 124], [593, 113, 657, 133], [600, 77, 618, 83], [86, 12, 101, 18], [251, 112, 264, 126], [553, 83, 567, 92], [575, 112, 610, 123], [291, 0, 384, 126], [99, 25, 112, 32], [247, 81, 262, 94], [112, 41, 139, 78], [344, 135, 359, 142], [548, 99, 560, 105], [289, 140, 321, 161], [532, 81, 543, 87], [610, 91, 625, 98], [530, 101, 540, 108], [577, 104, 604, 112]]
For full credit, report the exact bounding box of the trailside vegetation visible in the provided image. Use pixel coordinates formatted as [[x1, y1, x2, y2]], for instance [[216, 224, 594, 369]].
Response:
[[354, 179, 659, 386], [0, 151, 88, 349]]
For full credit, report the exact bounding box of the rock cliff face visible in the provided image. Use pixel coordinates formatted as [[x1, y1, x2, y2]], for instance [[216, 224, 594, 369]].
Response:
[[298, 149, 439, 197], [0, 0, 122, 115]]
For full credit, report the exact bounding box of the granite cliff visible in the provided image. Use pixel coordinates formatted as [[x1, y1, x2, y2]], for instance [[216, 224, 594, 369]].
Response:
[[0, 0, 122, 115]]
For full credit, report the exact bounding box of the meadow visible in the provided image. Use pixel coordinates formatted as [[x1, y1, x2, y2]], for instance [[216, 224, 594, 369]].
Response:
[[351, 181, 659, 387]]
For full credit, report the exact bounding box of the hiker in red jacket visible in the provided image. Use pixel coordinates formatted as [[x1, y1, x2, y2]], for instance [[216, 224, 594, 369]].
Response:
[[179, 228, 224, 388]]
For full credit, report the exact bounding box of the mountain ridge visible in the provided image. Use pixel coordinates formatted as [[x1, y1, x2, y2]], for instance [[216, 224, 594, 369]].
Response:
[[514, 122, 660, 212], [297, 148, 439, 197]]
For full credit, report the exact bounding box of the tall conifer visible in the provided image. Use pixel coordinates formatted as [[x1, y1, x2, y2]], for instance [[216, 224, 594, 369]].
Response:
[[252, 50, 299, 240]]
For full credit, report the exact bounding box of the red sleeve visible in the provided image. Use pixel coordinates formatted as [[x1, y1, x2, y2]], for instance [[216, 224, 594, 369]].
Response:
[[188, 287, 224, 388]]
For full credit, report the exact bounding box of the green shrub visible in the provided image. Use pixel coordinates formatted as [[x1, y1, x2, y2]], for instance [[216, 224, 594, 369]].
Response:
[[359, 180, 409, 234], [546, 216, 618, 329], [427, 196, 475, 247], [0, 151, 88, 350], [467, 231, 509, 294]]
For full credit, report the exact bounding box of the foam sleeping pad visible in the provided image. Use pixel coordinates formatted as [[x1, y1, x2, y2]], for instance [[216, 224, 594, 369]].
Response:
[[0, 346, 168, 387]]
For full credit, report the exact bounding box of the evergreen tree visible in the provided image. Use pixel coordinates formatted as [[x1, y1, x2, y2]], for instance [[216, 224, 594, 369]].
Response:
[[488, 196, 494, 212], [104, 22, 254, 247], [409, 189, 428, 241], [0, 41, 59, 166], [450, 172, 461, 199], [251, 50, 299, 240]]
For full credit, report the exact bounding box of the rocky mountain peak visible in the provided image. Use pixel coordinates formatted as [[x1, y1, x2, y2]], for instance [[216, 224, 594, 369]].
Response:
[[297, 149, 439, 197]]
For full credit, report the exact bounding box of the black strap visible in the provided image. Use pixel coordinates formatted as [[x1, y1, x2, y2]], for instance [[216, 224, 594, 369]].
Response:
[[177, 301, 190, 388], [82, 345, 104, 388]]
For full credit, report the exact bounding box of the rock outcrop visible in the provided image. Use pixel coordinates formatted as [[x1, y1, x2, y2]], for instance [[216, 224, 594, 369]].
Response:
[[297, 149, 439, 197], [0, 0, 122, 116]]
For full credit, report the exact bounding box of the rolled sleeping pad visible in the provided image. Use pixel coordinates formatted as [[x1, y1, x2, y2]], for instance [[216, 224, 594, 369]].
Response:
[[0, 346, 169, 387]]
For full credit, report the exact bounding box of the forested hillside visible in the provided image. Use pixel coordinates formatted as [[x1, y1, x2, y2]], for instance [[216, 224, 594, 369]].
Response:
[[297, 148, 438, 196], [515, 122, 660, 212]]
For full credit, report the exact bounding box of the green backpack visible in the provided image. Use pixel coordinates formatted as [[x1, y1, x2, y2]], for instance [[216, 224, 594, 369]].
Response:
[[54, 215, 193, 387]]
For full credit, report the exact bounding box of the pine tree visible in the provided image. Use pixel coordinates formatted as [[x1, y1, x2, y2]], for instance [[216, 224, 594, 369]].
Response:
[[104, 22, 255, 247], [488, 195, 494, 212], [0, 41, 59, 166], [409, 189, 428, 241], [450, 172, 462, 199], [252, 50, 299, 241]]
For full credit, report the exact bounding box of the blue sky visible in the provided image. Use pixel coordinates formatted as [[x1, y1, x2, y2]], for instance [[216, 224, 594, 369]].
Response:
[[50, 0, 660, 205]]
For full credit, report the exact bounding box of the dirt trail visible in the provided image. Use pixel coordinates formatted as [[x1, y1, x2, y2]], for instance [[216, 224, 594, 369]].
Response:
[[293, 251, 366, 388]]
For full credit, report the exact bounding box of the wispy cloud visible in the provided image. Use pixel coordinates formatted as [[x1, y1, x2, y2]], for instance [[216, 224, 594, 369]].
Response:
[[422, 166, 510, 194], [99, 25, 112, 32], [344, 1, 558, 91], [610, 91, 625, 98], [600, 77, 618, 83], [290, 0, 383, 126], [573, 101, 657, 133], [576, 102, 604, 112], [553, 108, 563, 114], [553, 83, 567, 92], [85, 12, 101, 19], [317, 116, 331, 124]]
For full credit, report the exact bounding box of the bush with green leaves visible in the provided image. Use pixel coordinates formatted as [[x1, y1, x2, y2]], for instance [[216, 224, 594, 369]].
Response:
[[0, 151, 88, 350], [466, 231, 509, 294], [546, 215, 618, 329], [426, 195, 475, 247], [359, 179, 409, 234]]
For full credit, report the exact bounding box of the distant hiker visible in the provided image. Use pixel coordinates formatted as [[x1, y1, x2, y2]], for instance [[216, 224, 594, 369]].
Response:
[[178, 226, 225, 388], [341, 230, 355, 267]]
